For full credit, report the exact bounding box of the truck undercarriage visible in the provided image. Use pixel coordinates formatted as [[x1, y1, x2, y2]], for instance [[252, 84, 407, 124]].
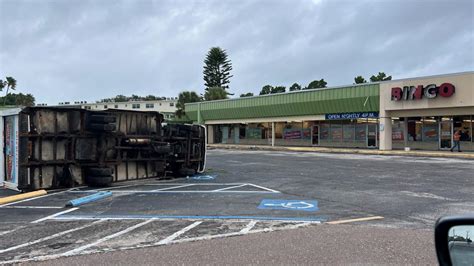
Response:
[[3, 107, 205, 191]]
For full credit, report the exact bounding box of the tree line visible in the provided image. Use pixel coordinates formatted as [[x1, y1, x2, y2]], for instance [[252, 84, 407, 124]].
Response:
[[176, 46, 393, 117], [0, 76, 36, 107]]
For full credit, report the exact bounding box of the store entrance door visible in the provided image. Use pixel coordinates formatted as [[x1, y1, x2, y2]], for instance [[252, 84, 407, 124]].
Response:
[[367, 124, 377, 148], [312, 125, 319, 146], [439, 119, 452, 149]]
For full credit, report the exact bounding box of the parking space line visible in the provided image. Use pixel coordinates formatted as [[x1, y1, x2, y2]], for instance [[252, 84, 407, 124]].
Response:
[[2, 206, 64, 209], [52, 214, 324, 223], [326, 216, 384, 225], [240, 221, 257, 234], [61, 219, 155, 256], [170, 222, 311, 245], [0, 221, 315, 265], [68, 190, 277, 194], [212, 184, 247, 192], [151, 184, 196, 192], [246, 183, 281, 193], [157, 221, 202, 245], [0, 220, 104, 254], [31, 207, 79, 224], [0, 226, 24, 237]]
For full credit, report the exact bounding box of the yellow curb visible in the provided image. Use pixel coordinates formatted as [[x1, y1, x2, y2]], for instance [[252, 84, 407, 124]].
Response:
[[0, 190, 47, 205], [326, 216, 384, 225]]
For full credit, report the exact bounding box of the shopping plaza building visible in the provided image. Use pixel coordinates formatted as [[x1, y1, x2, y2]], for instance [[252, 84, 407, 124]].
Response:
[[184, 71, 474, 151]]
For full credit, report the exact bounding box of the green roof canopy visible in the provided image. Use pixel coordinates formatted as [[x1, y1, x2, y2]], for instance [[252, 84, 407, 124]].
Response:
[[185, 83, 379, 123]]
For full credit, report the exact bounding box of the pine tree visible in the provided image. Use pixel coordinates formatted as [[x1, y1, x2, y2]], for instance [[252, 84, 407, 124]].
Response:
[[203, 47, 233, 91]]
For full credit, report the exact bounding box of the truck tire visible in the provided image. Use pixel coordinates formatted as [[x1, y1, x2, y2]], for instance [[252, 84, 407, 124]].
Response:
[[89, 115, 117, 123], [85, 175, 113, 187], [86, 167, 113, 176]]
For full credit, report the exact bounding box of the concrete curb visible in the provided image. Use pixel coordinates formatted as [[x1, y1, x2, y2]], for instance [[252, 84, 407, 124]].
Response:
[[0, 190, 47, 205], [208, 144, 474, 160]]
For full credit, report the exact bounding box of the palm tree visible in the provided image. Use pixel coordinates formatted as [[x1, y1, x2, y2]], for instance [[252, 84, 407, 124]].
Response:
[[3, 77, 17, 105]]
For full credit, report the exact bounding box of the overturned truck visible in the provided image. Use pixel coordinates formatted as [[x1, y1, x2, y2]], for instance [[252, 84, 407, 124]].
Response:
[[0, 107, 206, 191]]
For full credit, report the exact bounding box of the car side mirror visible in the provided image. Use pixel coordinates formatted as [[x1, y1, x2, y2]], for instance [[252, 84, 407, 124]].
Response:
[[435, 216, 474, 266]]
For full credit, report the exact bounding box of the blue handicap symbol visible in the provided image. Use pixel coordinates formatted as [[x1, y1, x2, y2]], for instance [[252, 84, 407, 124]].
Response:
[[258, 199, 319, 212], [189, 174, 216, 180]]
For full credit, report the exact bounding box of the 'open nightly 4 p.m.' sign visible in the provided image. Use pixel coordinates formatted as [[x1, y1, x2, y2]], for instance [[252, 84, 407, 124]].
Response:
[[325, 112, 379, 120]]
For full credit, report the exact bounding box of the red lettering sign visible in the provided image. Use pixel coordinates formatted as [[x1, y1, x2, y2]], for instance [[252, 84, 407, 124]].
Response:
[[391, 83, 455, 101], [391, 87, 402, 101]]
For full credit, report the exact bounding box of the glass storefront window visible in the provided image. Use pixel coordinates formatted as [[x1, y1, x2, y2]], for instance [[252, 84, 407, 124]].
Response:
[[392, 118, 404, 141], [455, 116, 472, 142], [422, 117, 438, 141], [330, 123, 342, 142], [320, 123, 330, 140], [342, 121, 355, 142], [355, 119, 367, 141], [407, 117, 422, 141]]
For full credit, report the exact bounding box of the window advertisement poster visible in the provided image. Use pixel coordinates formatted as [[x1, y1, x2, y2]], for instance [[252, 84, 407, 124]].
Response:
[[246, 128, 262, 139], [283, 128, 302, 139], [423, 124, 438, 141], [392, 123, 404, 141]]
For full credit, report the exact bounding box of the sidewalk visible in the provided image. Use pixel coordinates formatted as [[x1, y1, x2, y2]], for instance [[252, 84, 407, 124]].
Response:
[[208, 144, 474, 160]]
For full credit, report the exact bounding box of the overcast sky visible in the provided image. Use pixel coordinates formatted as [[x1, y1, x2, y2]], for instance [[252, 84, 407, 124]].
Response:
[[0, 0, 473, 104]]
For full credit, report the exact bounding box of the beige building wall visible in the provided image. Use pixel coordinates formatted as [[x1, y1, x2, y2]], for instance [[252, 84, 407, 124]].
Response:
[[379, 72, 474, 150]]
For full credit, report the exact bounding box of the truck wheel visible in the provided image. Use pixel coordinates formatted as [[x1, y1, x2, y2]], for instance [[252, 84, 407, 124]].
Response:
[[86, 167, 113, 176], [85, 175, 113, 187]]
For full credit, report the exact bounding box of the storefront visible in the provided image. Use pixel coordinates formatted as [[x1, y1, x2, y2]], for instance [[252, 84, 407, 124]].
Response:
[[379, 72, 473, 151], [184, 71, 473, 151]]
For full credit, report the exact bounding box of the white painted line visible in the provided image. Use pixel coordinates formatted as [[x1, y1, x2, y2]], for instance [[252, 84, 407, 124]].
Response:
[[240, 220, 257, 234], [0, 226, 24, 237], [151, 184, 195, 192], [50, 216, 322, 223], [31, 207, 79, 224], [171, 222, 311, 244], [67, 190, 277, 194], [0, 220, 104, 254], [246, 183, 280, 193], [0, 221, 315, 265], [326, 216, 384, 225], [2, 206, 63, 209], [212, 184, 247, 192], [61, 219, 155, 256], [157, 221, 202, 245]]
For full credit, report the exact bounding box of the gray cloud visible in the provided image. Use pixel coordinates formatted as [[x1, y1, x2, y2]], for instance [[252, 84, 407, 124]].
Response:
[[0, 0, 472, 104]]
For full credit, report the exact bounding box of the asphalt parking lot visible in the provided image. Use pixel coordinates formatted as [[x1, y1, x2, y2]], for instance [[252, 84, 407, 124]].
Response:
[[1, 149, 473, 264]]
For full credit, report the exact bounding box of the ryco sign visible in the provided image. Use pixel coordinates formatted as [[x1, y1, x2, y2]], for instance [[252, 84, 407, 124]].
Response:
[[391, 83, 455, 101]]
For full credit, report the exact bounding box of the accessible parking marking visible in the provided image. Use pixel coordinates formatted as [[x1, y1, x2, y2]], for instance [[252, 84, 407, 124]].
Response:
[[258, 199, 319, 212]]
